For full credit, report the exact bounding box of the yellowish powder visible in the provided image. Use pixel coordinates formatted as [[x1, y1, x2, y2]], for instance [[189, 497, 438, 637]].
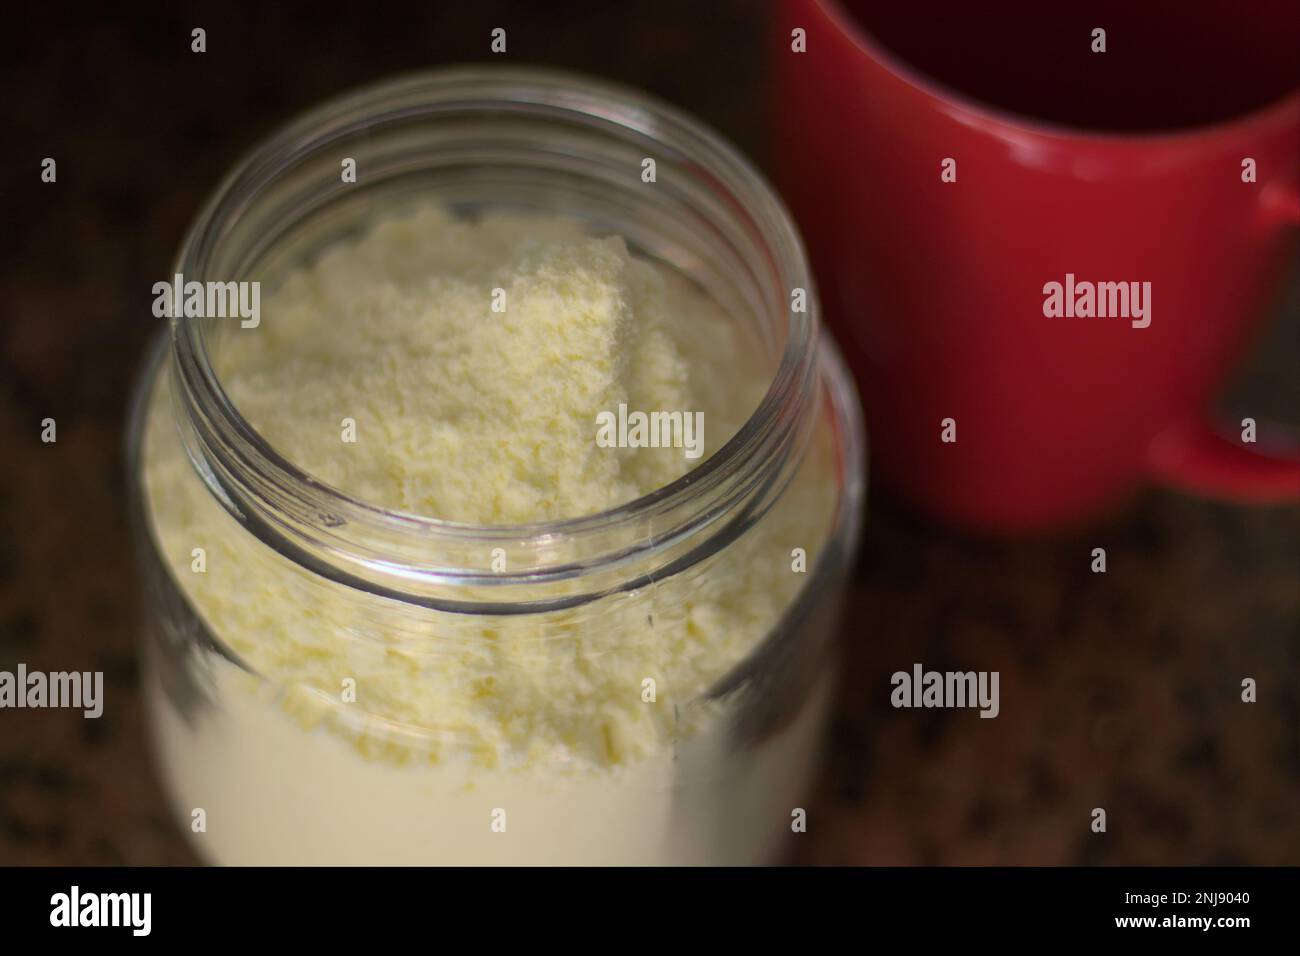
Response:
[[142, 205, 834, 771], [216, 205, 751, 522]]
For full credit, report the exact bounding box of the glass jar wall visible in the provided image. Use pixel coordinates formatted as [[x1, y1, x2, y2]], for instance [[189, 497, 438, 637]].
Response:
[[126, 68, 866, 865]]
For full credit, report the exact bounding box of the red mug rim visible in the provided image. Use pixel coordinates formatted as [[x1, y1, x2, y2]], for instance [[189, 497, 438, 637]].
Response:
[[816, 0, 1300, 146]]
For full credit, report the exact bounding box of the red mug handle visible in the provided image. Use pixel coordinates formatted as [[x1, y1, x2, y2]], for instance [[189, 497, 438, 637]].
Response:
[[1145, 181, 1300, 503]]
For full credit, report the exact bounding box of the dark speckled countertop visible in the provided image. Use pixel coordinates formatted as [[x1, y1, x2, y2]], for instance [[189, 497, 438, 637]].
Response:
[[2, 1, 1297, 865]]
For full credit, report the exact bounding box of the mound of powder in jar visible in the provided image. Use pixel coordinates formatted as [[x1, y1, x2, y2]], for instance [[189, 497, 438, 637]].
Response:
[[215, 205, 761, 523], [141, 203, 834, 773]]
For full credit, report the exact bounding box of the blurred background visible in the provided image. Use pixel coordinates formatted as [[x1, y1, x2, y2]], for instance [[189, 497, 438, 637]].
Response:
[[1, 0, 1296, 864]]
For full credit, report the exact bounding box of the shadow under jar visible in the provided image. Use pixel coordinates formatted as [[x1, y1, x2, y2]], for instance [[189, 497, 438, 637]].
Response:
[[126, 67, 866, 865]]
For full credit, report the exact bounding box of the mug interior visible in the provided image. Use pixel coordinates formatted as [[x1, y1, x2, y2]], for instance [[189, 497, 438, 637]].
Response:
[[832, 0, 1300, 133]]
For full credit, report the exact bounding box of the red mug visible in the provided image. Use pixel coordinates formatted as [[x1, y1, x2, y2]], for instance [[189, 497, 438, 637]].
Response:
[[773, 0, 1300, 533]]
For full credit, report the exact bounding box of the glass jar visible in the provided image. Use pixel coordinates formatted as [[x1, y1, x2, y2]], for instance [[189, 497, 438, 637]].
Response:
[[126, 66, 866, 865]]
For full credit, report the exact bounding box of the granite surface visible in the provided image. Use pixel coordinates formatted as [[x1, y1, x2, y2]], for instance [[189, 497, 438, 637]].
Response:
[[1, 1, 1297, 865]]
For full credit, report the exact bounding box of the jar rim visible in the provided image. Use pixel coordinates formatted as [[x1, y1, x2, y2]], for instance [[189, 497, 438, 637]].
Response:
[[167, 65, 827, 595]]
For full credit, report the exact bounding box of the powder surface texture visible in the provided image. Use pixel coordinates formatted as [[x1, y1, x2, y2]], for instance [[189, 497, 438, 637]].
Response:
[[142, 205, 832, 772]]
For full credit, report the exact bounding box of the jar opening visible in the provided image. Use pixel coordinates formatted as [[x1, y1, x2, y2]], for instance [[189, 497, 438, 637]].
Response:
[[166, 66, 824, 607]]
